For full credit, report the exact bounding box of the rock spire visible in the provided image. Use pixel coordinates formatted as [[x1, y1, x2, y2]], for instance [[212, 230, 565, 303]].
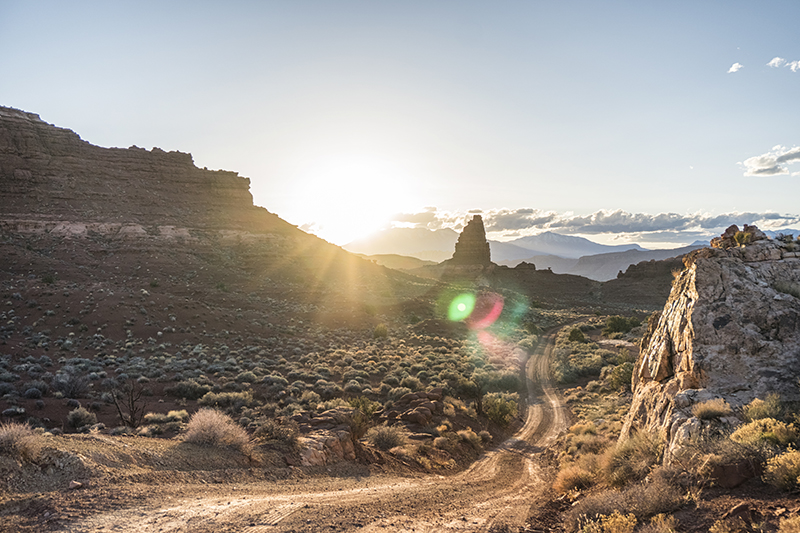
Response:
[[451, 215, 492, 265]]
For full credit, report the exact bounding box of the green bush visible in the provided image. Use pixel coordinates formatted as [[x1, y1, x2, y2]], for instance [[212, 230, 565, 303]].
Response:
[[483, 392, 519, 427], [608, 362, 634, 391], [253, 418, 299, 450], [182, 408, 251, 454], [366, 424, 407, 451], [67, 407, 97, 428], [373, 323, 389, 339], [602, 316, 640, 336], [568, 328, 587, 343]]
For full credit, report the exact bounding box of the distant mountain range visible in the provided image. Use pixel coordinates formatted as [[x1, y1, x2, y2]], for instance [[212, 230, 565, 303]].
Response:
[[346, 227, 707, 281]]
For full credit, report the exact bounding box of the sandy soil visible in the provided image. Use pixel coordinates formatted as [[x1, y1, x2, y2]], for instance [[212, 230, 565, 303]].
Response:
[[46, 333, 565, 533]]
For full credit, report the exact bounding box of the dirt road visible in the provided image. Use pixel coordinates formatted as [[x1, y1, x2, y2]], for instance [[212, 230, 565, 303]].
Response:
[[62, 333, 566, 533]]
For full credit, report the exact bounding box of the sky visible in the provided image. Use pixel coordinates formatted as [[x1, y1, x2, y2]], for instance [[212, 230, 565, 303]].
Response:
[[1, 1, 799, 248]]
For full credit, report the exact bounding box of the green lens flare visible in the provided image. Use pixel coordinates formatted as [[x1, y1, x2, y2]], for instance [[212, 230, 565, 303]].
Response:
[[448, 293, 476, 321]]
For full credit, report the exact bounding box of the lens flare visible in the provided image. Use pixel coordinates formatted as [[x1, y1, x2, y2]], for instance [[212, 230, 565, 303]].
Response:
[[448, 293, 476, 321], [467, 292, 504, 330]]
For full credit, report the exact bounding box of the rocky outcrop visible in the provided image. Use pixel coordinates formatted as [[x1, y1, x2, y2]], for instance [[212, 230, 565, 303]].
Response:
[[622, 227, 800, 461], [298, 430, 356, 467], [450, 215, 491, 265], [0, 106, 292, 233]]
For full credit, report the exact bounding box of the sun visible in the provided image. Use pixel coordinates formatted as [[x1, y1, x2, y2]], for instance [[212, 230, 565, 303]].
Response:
[[288, 153, 419, 245]]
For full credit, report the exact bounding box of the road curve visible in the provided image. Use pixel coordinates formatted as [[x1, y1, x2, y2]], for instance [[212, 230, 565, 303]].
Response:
[[63, 332, 567, 533]]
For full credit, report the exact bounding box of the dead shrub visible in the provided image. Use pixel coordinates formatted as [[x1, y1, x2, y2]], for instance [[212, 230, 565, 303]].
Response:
[[601, 432, 662, 486], [553, 465, 594, 493], [763, 448, 800, 491], [0, 422, 44, 463], [578, 510, 637, 533], [182, 408, 252, 454], [691, 398, 732, 420]]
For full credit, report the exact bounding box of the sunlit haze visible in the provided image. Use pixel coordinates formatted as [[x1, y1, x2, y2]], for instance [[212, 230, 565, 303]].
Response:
[[2, 1, 799, 247]]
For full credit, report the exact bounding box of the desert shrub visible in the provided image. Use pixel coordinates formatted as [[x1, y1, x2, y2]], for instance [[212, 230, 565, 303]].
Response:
[[23, 380, 49, 396], [23, 387, 42, 399], [566, 478, 682, 531], [53, 371, 89, 398], [182, 408, 251, 453], [198, 391, 254, 413], [253, 418, 299, 450], [578, 510, 637, 533], [608, 363, 634, 391], [709, 517, 749, 533], [601, 432, 662, 486], [691, 398, 732, 420], [483, 392, 519, 427], [638, 514, 678, 533], [457, 428, 482, 450], [742, 393, 783, 422], [779, 516, 800, 533], [235, 371, 257, 383], [433, 436, 449, 449], [553, 465, 594, 493], [0, 421, 43, 462], [400, 375, 422, 391], [568, 328, 587, 343], [67, 407, 97, 428], [388, 387, 412, 402], [343, 380, 363, 394], [763, 448, 800, 491], [366, 424, 407, 451], [165, 379, 211, 400], [731, 418, 798, 447], [603, 316, 640, 336], [373, 323, 388, 339]]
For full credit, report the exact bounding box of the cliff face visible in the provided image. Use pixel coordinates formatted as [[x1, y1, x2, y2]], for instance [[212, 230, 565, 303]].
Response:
[[622, 231, 800, 459], [0, 106, 287, 232]]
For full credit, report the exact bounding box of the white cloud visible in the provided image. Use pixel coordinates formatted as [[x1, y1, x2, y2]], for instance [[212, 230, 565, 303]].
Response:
[[389, 208, 800, 239], [741, 145, 800, 176], [768, 57, 786, 68], [789, 60, 800, 72], [728, 62, 743, 73]]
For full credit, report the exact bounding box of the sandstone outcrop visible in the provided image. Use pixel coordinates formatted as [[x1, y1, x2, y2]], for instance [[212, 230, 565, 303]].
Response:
[[0, 106, 292, 233], [622, 226, 800, 461], [450, 215, 491, 265]]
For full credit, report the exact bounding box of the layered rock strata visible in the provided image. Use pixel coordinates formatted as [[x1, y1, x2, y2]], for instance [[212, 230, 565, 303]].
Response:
[[622, 227, 800, 461], [451, 215, 492, 265]]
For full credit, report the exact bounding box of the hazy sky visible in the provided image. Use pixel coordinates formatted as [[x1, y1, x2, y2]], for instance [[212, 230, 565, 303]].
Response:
[[2, 1, 799, 247]]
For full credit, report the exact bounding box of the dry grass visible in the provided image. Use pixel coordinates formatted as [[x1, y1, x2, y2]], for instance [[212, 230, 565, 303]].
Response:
[[553, 465, 594, 493], [565, 477, 683, 531], [601, 432, 662, 487], [779, 515, 800, 533], [691, 398, 732, 420], [182, 408, 252, 454], [0, 422, 44, 463]]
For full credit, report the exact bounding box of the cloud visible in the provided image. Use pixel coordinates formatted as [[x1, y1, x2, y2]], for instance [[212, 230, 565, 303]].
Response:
[[741, 145, 800, 176], [766, 56, 800, 72], [768, 57, 786, 68], [728, 62, 743, 73], [790, 60, 800, 72], [389, 208, 800, 239]]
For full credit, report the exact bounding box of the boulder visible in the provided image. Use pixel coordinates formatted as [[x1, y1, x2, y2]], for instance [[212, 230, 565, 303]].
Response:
[[622, 229, 800, 462]]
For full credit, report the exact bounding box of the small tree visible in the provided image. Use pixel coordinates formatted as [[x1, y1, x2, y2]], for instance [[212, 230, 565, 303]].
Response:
[[112, 379, 148, 428]]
